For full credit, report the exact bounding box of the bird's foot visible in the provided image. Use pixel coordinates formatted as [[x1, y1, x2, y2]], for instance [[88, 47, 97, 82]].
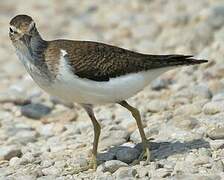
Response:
[[62, 154, 98, 175], [63, 164, 91, 175], [131, 146, 151, 166], [88, 153, 98, 170]]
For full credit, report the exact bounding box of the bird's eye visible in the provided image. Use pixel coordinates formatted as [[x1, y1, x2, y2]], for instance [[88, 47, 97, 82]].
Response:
[[9, 27, 14, 33]]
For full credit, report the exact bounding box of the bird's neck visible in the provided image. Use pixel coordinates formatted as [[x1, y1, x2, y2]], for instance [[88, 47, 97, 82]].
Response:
[[18, 30, 53, 81], [30, 30, 47, 59]]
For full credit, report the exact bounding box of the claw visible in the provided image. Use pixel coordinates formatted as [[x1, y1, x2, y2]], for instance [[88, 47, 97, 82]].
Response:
[[89, 153, 98, 170], [131, 146, 151, 166], [62, 154, 98, 175], [141, 147, 151, 165], [63, 164, 90, 175]]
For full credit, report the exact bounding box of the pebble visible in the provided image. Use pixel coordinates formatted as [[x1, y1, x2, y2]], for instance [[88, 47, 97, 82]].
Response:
[[0, 90, 30, 105], [174, 161, 198, 174], [212, 92, 224, 102], [9, 157, 21, 166], [193, 155, 210, 166], [211, 160, 224, 173], [209, 140, 224, 150], [114, 109, 134, 130], [148, 162, 160, 171], [114, 167, 137, 179], [13, 175, 37, 180], [67, 157, 88, 168], [41, 110, 77, 124], [198, 148, 212, 157], [147, 99, 168, 112], [37, 176, 57, 180], [41, 160, 54, 168], [100, 127, 129, 150], [190, 84, 212, 99], [151, 78, 170, 91], [38, 124, 54, 138], [152, 168, 171, 178], [97, 152, 115, 163], [0, 145, 22, 160], [208, 80, 224, 95], [203, 101, 224, 115], [207, 4, 224, 29], [207, 127, 224, 140], [0, 167, 14, 177], [21, 103, 52, 119], [9, 153, 36, 167], [169, 116, 199, 130], [95, 172, 114, 180], [163, 161, 175, 170], [135, 165, 149, 178], [48, 142, 66, 153], [175, 174, 222, 180], [174, 104, 201, 116], [19, 152, 35, 165], [11, 130, 37, 144], [74, 121, 92, 134], [115, 146, 141, 164], [185, 153, 197, 162], [97, 160, 128, 173], [130, 126, 159, 143], [42, 166, 61, 176]]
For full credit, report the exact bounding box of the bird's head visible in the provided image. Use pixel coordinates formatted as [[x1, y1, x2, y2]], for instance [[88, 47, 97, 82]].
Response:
[[9, 14, 37, 43]]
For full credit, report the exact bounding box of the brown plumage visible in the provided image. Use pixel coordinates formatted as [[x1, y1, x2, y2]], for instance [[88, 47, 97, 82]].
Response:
[[46, 40, 207, 81]]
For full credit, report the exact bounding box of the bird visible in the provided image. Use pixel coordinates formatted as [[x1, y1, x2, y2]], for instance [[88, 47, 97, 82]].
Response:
[[9, 14, 208, 171]]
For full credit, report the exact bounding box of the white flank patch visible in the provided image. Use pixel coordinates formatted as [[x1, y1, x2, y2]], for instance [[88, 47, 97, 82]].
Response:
[[45, 50, 173, 104], [61, 49, 68, 56]]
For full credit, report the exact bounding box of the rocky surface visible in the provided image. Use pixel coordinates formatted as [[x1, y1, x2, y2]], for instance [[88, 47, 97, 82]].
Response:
[[0, 0, 224, 179]]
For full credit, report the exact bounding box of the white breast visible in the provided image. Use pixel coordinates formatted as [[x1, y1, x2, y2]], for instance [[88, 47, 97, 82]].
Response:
[[43, 50, 173, 105], [16, 50, 50, 87]]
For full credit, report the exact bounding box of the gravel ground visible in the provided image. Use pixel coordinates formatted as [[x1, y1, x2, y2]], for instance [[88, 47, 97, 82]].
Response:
[[0, 0, 224, 179]]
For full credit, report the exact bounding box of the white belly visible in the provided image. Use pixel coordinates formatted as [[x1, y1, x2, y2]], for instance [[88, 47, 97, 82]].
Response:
[[43, 67, 171, 104]]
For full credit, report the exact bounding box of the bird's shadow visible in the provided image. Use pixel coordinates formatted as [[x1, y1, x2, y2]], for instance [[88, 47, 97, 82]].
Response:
[[97, 139, 210, 164]]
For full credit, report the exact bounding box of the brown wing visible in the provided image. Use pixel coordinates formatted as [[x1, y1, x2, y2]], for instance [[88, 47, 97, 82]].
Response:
[[52, 40, 207, 81]]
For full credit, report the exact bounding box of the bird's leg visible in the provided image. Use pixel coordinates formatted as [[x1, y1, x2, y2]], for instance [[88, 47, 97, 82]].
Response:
[[63, 104, 101, 175], [119, 100, 150, 165], [82, 104, 101, 170]]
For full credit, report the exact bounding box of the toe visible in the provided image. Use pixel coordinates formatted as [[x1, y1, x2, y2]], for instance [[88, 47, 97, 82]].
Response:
[[145, 148, 151, 163], [91, 154, 98, 170]]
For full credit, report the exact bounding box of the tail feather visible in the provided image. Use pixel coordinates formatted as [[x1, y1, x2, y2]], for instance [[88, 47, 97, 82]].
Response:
[[146, 54, 208, 68]]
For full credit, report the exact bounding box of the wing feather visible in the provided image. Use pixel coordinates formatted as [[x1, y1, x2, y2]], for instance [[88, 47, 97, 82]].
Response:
[[49, 40, 207, 81]]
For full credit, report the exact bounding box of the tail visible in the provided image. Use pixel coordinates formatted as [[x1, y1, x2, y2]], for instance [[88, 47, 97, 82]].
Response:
[[146, 54, 208, 68]]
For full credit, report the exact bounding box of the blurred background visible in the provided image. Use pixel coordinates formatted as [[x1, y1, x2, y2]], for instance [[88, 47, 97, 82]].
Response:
[[0, 0, 224, 179]]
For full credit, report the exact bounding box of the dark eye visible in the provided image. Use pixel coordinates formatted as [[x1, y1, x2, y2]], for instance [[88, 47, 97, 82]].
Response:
[[9, 27, 13, 33]]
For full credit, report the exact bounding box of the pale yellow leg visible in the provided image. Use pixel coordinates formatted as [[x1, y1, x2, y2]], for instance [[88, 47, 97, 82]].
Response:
[[119, 101, 151, 164], [63, 105, 101, 175], [83, 104, 101, 170]]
